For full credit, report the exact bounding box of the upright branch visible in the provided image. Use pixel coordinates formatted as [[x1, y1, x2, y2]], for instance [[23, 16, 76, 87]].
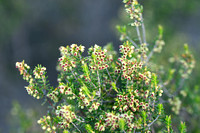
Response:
[[141, 15, 146, 44], [136, 26, 143, 44]]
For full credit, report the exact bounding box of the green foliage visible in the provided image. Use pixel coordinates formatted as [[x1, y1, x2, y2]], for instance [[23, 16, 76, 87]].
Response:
[[111, 82, 119, 92], [82, 63, 90, 78], [165, 115, 173, 133], [63, 130, 69, 133], [157, 103, 164, 115], [141, 111, 147, 127], [9, 101, 40, 133], [85, 124, 94, 133], [118, 118, 125, 131], [179, 121, 187, 133], [116, 25, 127, 34], [158, 25, 163, 39]]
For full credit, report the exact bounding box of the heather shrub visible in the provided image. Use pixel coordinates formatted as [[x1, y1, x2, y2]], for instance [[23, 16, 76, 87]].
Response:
[[16, 0, 195, 132]]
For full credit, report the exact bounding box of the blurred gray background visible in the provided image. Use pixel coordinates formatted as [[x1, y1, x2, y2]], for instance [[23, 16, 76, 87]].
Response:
[[0, 0, 199, 132]]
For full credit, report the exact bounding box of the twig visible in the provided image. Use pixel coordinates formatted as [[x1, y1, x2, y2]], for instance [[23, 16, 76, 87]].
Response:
[[107, 74, 120, 95], [159, 97, 169, 104], [126, 36, 138, 48], [173, 77, 186, 96], [126, 79, 129, 89], [102, 100, 115, 103], [47, 98, 56, 109], [158, 78, 173, 98], [72, 122, 81, 133], [115, 75, 120, 84], [71, 70, 79, 81], [163, 87, 173, 98], [76, 116, 85, 122], [170, 66, 187, 96], [106, 68, 113, 82], [147, 115, 160, 127], [72, 70, 96, 90], [105, 94, 116, 98], [136, 26, 142, 44], [145, 43, 157, 64], [152, 99, 155, 111], [141, 15, 146, 44], [91, 81, 97, 89]]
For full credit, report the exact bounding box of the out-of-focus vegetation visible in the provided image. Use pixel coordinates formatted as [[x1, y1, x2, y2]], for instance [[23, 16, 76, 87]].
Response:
[[9, 101, 41, 133], [142, 0, 200, 87]]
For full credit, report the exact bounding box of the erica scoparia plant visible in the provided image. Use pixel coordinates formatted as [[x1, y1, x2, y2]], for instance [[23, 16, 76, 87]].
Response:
[[16, 0, 195, 132]]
